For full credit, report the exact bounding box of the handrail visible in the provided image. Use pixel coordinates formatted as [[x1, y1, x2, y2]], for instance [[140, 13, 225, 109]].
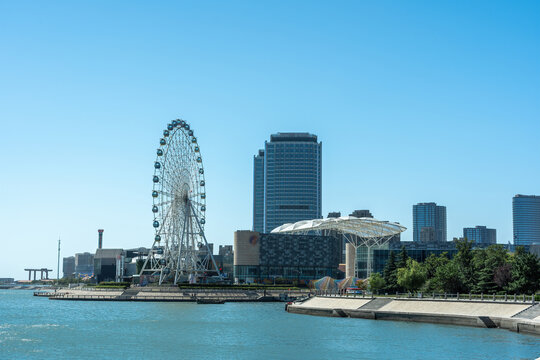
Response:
[[310, 290, 537, 304]]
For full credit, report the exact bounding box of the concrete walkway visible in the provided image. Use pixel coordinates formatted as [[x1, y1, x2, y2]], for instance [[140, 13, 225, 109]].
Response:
[[287, 296, 540, 336], [378, 299, 530, 318]]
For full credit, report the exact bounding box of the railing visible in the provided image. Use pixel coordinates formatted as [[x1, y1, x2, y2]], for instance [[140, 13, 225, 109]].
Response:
[[79, 287, 125, 292], [311, 290, 538, 304]]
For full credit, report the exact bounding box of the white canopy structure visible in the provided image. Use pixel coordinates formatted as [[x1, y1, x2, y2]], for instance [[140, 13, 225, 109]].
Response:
[[271, 216, 407, 278]]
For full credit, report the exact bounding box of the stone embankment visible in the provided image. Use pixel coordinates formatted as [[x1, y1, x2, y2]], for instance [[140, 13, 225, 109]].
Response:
[[286, 295, 540, 336], [40, 287, 307, 303]]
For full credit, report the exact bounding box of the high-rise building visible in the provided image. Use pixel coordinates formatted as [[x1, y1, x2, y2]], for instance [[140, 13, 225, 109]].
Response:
[[253, 150, 265, 232], [253, 133, 322, 233], [420, 227, 436, 243], [413, 202, 447, 243], [463, 226, 496, 245], [62, 256, 75, 278], [513, 194, 540, 246]]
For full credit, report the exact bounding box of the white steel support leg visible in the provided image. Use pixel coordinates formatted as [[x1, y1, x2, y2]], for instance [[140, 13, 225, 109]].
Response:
[[191, 202, 221, 278]]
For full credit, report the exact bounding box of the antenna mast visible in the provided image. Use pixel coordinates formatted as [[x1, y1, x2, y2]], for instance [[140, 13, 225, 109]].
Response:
[[57, 237, 61, 283]]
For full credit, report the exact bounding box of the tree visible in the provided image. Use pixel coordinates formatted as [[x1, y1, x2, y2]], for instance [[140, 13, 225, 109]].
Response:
[[397, 258, 426, 292], [383, 251, 398, 292], [433, 261, 466, 293], [369, 272, 386, 294], [453, 238, 475, 292], [507, 247, 540, 294], [494, 264, 512, 289], [420, 253, 450, 292], [472, 245, 509, 293], [397, 246, 409, 269], [423, 252, 449, 279]]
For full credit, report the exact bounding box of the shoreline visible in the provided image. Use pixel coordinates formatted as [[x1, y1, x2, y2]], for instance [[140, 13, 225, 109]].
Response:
[[33, 287, 307, 303], [286, 296, 540, 336]]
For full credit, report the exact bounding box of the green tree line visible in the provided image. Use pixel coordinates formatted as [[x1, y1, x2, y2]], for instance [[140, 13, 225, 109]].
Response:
[[365, 239, 540, 295]]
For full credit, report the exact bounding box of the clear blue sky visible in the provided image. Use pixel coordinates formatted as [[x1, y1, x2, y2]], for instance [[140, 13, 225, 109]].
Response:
[[1, 1, 539, 280]]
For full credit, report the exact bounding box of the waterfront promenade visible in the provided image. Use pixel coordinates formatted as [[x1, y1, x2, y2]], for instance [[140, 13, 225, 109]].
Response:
[[287, 295, 540, 336], [38, 287, 307, 303]]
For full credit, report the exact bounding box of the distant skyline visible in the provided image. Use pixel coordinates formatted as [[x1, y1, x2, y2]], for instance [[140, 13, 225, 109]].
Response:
[[1, 1, 539, 279]]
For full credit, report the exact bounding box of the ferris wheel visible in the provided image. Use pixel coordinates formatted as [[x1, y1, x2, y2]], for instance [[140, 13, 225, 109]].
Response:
[[139, 119, 220, 284]]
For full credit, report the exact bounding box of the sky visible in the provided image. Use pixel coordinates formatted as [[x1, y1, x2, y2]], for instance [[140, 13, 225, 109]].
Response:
[[0, 1, 539, 280]]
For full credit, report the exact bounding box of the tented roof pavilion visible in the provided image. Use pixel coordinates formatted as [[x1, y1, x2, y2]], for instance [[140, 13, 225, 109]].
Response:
[[272, 216, 405, 240], [271, 216, 407, 277]]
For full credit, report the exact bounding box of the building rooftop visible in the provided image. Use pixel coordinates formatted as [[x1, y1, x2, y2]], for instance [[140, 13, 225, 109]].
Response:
[[270, 132, 318, 143], [95, 248, 123, 259], [271, 216, 406, 238]]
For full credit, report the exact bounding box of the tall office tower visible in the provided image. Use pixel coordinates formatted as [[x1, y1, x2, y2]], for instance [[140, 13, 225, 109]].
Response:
[[463, 226, 496, 245], [420, 227, 436, 243], [253, 150, 265, 232], [513, 194, 540, 246], [413, 202, 447, 242], [253, 132, 322, 233]]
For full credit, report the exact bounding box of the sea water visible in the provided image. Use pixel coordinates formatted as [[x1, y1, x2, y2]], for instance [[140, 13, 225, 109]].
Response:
[[0, 290, 538, 359]]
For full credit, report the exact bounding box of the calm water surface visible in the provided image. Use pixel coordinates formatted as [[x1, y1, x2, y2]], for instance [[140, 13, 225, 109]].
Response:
[[0, 290, 538, 359]]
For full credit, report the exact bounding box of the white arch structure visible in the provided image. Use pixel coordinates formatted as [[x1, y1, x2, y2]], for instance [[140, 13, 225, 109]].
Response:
[[271, 216, 407, 278]]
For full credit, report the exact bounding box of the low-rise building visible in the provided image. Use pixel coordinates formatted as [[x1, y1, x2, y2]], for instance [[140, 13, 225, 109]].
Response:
[[75, 252, 94, 276], [218, 245, 234, 278], [233, 230, 341, 284], [357, 241, 460, 278], [94, 249, 123, 282]]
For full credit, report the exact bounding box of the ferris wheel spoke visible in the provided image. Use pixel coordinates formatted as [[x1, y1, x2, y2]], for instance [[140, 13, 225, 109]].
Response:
[[154, 199, 175, 207], [157, 190, 177, 198]]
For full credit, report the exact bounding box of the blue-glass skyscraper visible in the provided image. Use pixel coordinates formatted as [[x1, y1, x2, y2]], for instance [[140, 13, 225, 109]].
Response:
[[253, 150, 265, 232], [253, 133, 322, 233], [413, 202, 447, 242], [463, 226, 496, 245], [513, 194, 540, 246]]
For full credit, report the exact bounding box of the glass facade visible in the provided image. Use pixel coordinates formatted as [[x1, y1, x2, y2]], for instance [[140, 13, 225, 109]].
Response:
[[234, 233, 341, 283], [463, 226, 496, 245], [253, 150, 265, 232], [356, 241, 459, 278], [412, 202, 447, 242], [234, 265, 338, 283], [513, 194, 540, 246], [254, 133, 322, 233]]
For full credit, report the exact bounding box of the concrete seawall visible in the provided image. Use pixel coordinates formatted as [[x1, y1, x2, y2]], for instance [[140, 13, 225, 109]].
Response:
[[287, 296, 540, 336]]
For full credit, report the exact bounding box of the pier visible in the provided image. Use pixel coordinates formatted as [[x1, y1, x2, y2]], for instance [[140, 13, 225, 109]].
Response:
[[38, 287, 308, 303], [24, 268, 53, 281]]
